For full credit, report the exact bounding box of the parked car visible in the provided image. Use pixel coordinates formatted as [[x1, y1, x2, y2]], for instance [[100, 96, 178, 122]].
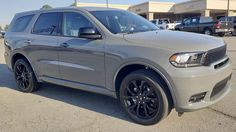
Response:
[[4, 7, 232, 125], [173, 20, 182, 26], [151, 18, 176, 30], [219, 16, 236, 36], [0, 31, 5, 38], [175, 16, 234, 36]]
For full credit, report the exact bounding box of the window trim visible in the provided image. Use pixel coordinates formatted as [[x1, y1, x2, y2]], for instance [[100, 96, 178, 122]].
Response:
[[31, 12, 63, 36], [30, 10, 104, 39], [11, 14, 35, 32]]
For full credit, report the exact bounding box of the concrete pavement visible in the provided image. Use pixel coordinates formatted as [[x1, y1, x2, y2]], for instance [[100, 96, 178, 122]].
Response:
[[0, 37, 235, 132]]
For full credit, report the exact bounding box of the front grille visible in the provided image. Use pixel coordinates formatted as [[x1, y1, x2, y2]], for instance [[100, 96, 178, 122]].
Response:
[[203, 45, 227, 66]]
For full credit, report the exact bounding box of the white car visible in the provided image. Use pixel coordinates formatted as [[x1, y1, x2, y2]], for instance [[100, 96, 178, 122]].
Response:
[[151, 18, 176, 30]]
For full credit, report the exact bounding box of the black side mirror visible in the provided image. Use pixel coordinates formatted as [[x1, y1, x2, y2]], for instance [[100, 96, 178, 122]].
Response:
[[79, 27, 102, 40]]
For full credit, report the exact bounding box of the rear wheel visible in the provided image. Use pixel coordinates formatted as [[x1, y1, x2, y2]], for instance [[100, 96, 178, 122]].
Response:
[[204, 29, 212, 35], [218, 33, 225, 37], [232, 30, 236, 36], [119, 70, 169, 125], [13, 58, 40, 92]]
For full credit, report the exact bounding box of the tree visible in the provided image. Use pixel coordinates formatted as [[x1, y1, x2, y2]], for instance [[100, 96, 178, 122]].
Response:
[[4, 25, 9, 31], [0, 26, 2, 31], [41, 4, 52, 9]]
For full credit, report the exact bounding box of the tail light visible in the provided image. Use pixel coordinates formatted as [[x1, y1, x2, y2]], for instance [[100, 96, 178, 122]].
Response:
[[215, 22, 221, 29]]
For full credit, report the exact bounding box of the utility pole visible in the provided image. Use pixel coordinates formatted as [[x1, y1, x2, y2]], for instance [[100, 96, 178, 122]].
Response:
[[227, 0, 230, 16], [106, 0, 108, 8]]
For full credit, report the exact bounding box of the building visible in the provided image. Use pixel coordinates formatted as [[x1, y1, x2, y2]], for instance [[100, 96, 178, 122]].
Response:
[[76, 0, 236, 21]]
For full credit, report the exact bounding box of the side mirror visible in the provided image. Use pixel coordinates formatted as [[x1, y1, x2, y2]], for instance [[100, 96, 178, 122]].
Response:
[[79, 27, 102, 40]]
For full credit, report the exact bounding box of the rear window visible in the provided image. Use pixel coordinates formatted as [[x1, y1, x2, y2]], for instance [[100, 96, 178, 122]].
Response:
[[200, 17, 213, 23], [11, 15, 34, 32], [32, 12, 62, 35]]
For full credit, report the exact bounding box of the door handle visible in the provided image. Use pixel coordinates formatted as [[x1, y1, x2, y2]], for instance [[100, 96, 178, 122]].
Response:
[[60, 43, 69, 48], [24, 40, 31, 44]]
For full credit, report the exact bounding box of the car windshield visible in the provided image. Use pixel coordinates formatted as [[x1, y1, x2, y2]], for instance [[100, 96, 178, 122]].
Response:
[[90, 10, 158, 34]]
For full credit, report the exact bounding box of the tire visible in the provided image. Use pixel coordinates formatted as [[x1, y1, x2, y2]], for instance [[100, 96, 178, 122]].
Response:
[[232, 30, 236, 36], [13, 58, 40, 93], [119, 70, 170, 125], [218, 33, 225, 37], [203, 28, 212, 35]]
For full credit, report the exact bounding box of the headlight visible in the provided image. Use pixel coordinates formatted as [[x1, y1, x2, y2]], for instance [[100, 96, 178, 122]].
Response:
[[169, 52, 206, 68]]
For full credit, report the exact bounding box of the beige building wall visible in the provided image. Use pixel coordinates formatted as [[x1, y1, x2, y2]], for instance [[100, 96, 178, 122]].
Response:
[[148, 1, 175, 13], [75, 0, 236, 20], [174, 0, 207, 14], [128, 2, 149, 14]]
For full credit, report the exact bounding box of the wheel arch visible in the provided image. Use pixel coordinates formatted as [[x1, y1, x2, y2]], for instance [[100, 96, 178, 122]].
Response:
[[11, 53, 40, 82], [113, 61, 176, 108], [203, 27, 212, 34]]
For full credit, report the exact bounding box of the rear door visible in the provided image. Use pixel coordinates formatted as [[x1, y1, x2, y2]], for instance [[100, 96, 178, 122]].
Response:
[[29, 12, 62, 79]]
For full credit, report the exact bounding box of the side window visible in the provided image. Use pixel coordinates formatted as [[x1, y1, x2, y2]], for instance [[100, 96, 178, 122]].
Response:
[[234, 17, 236, 23], [191, 18, 198, 24], [63, 12, 94, 37], [11, 15, 34, 32], [184, 18, 191, 25], [32, 13, 62, 35]]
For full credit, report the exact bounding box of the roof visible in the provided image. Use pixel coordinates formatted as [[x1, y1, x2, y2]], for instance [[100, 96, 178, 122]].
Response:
[[14, 6, 121, 17]]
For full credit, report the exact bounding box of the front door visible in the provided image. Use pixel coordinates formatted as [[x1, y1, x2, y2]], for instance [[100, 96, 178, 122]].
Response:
[[58, 12, 106, 87]]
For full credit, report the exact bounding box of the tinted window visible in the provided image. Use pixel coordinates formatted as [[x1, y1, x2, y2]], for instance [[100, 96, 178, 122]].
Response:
[[33, 13, 62, 35], [91, 11, 158, 34], [191, 18, 199, 24], [11, 15, 34, 32], [200, 17, 213, 23], [219, 17, 233, 22], [184, 19, 191, 25], [63, 12, 94, 37], [150, 20, 157, 24], [158, 20, 163, 24]]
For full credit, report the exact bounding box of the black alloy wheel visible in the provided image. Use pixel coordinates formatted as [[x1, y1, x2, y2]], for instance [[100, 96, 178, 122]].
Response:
[[14, 58, 40, 92], [119, 70, 170, 125]]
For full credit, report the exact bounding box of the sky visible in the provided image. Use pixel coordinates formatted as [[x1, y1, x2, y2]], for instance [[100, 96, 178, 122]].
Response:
[[0, 0, 186, 27]]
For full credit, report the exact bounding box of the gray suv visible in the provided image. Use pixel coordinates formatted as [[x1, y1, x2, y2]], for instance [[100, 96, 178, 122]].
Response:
[[4, 7, 232, 125]]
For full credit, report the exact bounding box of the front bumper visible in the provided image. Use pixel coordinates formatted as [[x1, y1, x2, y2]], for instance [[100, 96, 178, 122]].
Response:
[[167, 57, 232, 112]]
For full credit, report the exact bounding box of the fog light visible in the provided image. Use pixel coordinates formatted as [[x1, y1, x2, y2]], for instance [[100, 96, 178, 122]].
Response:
[[189, 92, 206, 103]]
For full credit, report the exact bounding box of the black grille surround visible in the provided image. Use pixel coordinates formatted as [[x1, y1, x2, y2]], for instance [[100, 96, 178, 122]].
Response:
[[203, 45, 227, 66]]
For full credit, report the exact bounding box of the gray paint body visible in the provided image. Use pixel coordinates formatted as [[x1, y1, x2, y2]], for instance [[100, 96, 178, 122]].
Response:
[[4, 7, 232, 112]]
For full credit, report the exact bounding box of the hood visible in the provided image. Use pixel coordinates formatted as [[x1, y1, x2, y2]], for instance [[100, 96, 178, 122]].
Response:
[[123, 30, 225, 52]]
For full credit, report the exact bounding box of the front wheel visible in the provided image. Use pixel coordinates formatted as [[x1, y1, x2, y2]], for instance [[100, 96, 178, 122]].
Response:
[[119, 70, 170, 125], [13, 58, 40, 92]]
